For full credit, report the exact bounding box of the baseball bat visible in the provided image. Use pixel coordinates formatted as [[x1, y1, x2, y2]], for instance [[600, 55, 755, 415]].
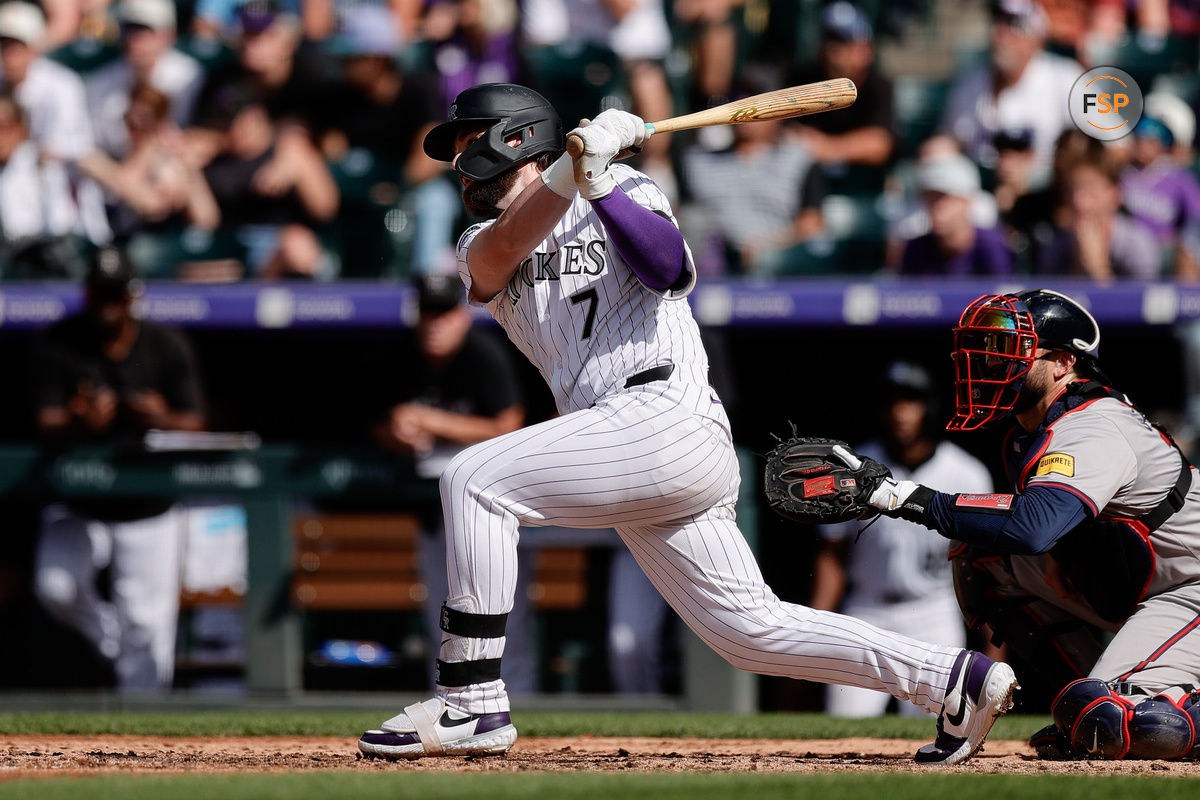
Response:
[[564, 78, 857, 158]]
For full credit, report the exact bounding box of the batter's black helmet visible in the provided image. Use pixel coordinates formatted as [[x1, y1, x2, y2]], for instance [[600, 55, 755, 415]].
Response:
[[423, 83, 563, 182]]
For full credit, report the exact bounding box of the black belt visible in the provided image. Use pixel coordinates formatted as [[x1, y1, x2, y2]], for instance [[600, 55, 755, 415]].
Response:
[[624, 364, 674, 388]]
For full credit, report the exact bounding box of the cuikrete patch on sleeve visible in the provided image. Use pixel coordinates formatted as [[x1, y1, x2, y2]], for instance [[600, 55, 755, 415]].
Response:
[[1035, 453, 1076, 478]]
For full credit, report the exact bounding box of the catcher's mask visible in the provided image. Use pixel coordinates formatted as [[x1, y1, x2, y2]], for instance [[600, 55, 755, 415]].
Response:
[[423, 83, 563, 183], [947, 289, 1101, 430]]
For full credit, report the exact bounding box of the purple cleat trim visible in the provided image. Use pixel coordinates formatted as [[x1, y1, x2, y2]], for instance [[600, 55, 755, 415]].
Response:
[[358, 711, 515, 757]]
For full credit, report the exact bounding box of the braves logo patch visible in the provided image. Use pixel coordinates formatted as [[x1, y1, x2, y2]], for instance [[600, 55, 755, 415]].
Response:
[[955, 493, 1015, 510], [1035, 453, 1075, 478]]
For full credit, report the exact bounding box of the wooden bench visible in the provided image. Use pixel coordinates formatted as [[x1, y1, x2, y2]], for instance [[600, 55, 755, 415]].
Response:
[[291, 512, 589, 612]]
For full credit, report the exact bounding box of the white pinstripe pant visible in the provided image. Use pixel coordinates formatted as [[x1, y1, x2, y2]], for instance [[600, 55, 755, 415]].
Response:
[[436, 382, 962, 714]]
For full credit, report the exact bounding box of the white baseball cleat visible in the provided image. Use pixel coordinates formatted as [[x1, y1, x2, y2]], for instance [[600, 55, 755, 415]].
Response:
[[915, 650, 1019, 766], [358, 697, 518, 760]]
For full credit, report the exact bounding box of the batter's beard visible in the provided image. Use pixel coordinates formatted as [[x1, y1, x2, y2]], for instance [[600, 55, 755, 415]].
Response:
[[462, 167, 522, 219]]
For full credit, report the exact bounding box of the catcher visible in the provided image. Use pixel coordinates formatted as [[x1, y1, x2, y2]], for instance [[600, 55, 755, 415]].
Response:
[[767, 289, 1200, 760]]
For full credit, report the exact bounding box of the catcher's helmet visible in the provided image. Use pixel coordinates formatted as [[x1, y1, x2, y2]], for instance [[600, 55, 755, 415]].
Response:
[[947, 289, 1100, 430], [423, 83, 563, 182]]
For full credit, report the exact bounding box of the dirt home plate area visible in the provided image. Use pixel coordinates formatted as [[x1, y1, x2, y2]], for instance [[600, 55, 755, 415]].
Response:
[[2, 735, 1200, 778]]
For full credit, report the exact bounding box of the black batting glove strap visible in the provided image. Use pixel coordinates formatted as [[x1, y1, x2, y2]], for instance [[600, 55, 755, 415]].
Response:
[[440, 605, 509, 638], [435, 658, 503, 687]]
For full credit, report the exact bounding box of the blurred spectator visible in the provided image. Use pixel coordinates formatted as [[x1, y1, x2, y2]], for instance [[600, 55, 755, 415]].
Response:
[[321, 4, 458, 274], [1003, 128, 1099, 267], [939, 0, 1077, 187], [521, 0, 675, 190], [201, 84, 339, 278], [0, 2, 93, 160], [0, 91, 105, 278], [31, 247, 206, 692], [680, 105, 824, 274], [1120, 110, 1200, 279], [1035, 150, 1162, 279], [899, 153, 1014, 276], [422, 0, 522, 107], [192, 0, 329, 150], [79, 84, 221, 242], [192, 0, 299, 40], [1041, 0, 1126, 60], [786, 1, 894, 167], [39, 0, 86, 51], [370, 275, 526, 688], [301, 0, 421, 42], [991, 127, 1036, 219], [1143, 91, 1196, 165], [886, 135, 999, 266], [812, 362, 991, 718], [87, 0, 205, 159], [672, 0, 737, 108]]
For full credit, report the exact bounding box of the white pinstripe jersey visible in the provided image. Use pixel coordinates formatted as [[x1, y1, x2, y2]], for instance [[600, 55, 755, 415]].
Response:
[[458, 164, 716, 417]]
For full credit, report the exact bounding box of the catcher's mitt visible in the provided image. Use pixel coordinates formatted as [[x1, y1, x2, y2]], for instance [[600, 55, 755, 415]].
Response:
[[764, 435, 891, 524]]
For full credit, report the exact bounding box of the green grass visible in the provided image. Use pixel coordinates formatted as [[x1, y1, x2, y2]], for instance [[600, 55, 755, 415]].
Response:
[[0, 709, 1049, 741], [0, 772, 1198, 800]]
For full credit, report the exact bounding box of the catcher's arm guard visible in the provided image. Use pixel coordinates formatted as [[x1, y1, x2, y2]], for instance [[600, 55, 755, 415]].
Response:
[[763, 436, 892, 525]]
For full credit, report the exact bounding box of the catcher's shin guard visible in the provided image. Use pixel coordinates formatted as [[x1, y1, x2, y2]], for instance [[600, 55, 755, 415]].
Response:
[[1051, 678, 1132, 759], [1049, 680, 1200, 760], [1126, 695, 1198, 760]]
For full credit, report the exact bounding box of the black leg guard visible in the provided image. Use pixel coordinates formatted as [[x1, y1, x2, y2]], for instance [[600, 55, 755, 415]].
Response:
[[435, 604, 509, 688]]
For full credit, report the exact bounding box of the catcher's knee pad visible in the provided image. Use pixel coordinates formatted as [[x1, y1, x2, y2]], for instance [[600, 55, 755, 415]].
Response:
[[1052, 678, 1134, 759]]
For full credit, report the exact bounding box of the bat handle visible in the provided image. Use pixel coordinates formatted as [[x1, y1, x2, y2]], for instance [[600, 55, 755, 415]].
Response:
[[564, 123, 656, 159]]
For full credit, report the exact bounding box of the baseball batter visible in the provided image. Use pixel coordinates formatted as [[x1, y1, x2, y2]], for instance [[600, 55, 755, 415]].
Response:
[[357, 83, 1018, 765], [841, 289, 1200, 760]]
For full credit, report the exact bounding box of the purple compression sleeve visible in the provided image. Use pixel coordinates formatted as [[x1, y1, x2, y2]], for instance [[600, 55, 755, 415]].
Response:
[[591, 186, 689, 291]]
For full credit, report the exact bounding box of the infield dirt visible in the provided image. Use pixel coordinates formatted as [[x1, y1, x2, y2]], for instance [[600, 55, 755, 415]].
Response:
[[1, 735, 1198, 778]]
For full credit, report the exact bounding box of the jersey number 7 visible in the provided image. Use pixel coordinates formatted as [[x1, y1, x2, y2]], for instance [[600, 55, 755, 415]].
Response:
[[570, 288, 598, 340]]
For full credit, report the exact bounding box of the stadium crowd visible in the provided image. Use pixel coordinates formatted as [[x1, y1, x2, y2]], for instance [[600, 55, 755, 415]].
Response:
[[0, 0, 1196, 281]]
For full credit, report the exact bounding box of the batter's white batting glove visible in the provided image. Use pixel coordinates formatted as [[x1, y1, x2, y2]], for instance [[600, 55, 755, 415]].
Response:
[[588, 109, 649, 151], [569, 121, 622, 200]]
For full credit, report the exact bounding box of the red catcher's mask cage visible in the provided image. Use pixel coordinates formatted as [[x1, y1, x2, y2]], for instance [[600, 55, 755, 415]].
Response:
[[947, 294, 1039, 431]]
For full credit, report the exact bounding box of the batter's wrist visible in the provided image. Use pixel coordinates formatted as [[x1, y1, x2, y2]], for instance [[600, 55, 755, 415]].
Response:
[[540, 153, 577, 199]]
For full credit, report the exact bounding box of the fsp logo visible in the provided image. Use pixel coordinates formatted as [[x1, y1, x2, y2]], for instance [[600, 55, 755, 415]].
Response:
[[1069, 66, 1143, 141]]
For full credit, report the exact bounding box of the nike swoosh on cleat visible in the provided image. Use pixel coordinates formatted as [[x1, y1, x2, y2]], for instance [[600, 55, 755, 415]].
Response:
[[944, 669, 969, 728], [439, 711, 476, 728]]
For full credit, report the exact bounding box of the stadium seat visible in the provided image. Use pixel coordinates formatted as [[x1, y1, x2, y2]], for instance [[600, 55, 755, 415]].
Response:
[[524, 41, 627, 128], [328, 150, 406, 278], [893, 76, 952, 157], [1104, 35, 1200, 92], [46, 38, 119, 74]]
